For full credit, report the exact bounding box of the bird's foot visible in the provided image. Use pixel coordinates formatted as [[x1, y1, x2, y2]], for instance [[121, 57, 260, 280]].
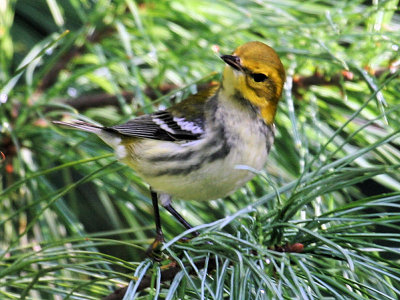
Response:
[[146, 233, 165, 261]]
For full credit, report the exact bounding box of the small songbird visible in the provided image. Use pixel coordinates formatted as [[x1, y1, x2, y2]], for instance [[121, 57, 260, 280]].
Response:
[[53, 41, 285, 254]]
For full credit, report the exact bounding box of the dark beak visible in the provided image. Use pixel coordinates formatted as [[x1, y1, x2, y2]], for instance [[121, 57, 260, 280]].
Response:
[[220, 55, 242, 71]]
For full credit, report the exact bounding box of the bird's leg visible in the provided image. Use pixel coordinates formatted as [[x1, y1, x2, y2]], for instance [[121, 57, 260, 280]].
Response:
[[146, 189, 164, 258], [146, 192, 201, 258], [159, 193, 200, 238]]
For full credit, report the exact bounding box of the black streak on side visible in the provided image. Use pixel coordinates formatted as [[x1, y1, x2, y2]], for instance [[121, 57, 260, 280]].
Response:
[[152, 123, 231, 176], [150, 94, 231, 175]]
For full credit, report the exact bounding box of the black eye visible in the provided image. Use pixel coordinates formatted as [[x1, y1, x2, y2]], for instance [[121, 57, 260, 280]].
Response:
[[251, 73, 268, 82]]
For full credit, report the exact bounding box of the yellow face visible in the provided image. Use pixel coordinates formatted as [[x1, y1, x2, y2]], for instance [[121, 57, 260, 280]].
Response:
[[221, 41, 285, 124]]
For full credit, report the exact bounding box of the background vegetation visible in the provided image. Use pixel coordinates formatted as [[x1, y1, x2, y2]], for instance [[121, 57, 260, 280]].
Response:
[[1, 0, 400, 299]]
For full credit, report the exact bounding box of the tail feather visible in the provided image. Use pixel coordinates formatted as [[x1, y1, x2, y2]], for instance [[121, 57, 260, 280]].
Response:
[[52, 120, 104, 134], [52, 120, 123, 150]]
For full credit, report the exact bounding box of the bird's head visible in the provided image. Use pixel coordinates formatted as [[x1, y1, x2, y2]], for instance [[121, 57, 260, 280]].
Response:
[[221, 41, 285, 124]]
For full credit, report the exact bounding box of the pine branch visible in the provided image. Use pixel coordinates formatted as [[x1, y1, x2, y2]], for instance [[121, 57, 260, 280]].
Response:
[[102, 258, 216, 300]]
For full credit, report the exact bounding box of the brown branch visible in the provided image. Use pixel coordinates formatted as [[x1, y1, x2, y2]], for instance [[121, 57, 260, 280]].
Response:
[[51, 65, 398, 112], [102, 258, 216, 300], [62, 84, 180, 110], [48, 85, 177, 113], [292, 65, 398, 96], [64, 91, 135, 110]]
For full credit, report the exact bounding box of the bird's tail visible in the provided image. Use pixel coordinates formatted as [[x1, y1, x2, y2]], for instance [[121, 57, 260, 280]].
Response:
[[52, 120, 104, 135], [52, 120, 124, 151]]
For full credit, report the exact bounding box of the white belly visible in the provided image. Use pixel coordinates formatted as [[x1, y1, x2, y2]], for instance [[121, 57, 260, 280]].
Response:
[[145, 145, 268, 200], [120, 125, 272, 201]]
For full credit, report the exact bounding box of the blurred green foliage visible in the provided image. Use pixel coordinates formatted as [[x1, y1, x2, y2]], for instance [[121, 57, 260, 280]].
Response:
[[1, 0, 400, 299]]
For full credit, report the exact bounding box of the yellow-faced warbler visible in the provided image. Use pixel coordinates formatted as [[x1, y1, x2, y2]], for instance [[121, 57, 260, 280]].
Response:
[[53, 41, 285, 253]]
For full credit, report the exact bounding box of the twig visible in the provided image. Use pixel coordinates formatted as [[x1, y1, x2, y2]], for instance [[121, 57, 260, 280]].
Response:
[[52, 65, 398, 112], [64, 91, 135, 110], [292, 65, 398, 96], [102, 258, 216, 300]]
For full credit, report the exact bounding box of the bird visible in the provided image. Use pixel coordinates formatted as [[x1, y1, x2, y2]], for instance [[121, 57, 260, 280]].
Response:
[[53, 41, 285, 255]]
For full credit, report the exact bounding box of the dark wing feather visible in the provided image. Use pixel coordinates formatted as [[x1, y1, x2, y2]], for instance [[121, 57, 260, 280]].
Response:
[[106, 85, 219, 142], [107, 114, 175, 141]]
